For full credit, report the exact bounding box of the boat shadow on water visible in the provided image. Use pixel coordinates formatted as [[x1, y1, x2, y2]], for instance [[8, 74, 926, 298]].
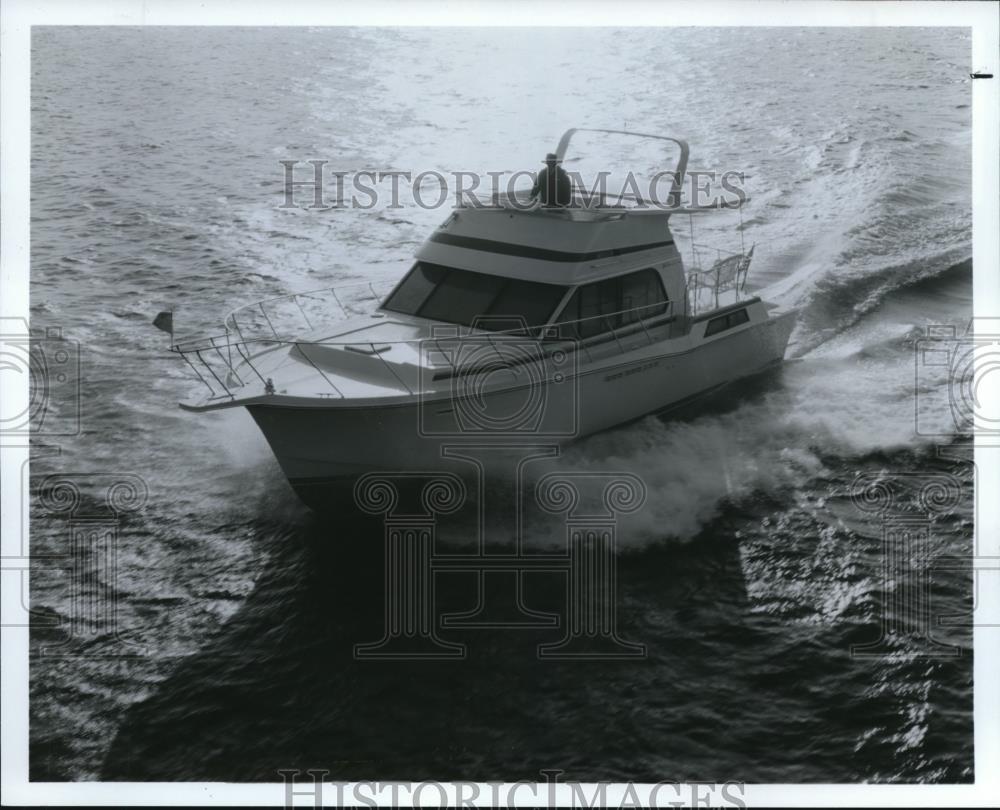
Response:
[[100, 499, 757, 782]]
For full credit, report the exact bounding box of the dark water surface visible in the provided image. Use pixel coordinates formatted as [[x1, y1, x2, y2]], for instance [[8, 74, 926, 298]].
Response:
[[30, 27, 973, 782]]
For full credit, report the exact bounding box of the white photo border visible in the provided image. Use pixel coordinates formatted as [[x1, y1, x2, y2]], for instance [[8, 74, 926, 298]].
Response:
[[2, 0, 997, 806]]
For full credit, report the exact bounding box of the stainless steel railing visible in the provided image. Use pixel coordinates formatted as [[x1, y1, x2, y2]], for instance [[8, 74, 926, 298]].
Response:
[[685, 242, 754, 316], [171, 298, 678, 402], [223, 279, 397, 342]]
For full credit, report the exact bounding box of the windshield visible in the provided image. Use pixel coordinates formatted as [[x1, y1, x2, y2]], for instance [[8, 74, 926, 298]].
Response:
[[382, 262, 568, 331]]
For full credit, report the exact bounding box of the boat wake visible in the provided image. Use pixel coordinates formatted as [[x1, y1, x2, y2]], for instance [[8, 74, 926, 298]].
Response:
[[543, 254, 972, 550]]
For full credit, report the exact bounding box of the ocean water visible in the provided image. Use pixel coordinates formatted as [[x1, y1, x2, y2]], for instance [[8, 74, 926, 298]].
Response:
[[28, 27, 974, 782]]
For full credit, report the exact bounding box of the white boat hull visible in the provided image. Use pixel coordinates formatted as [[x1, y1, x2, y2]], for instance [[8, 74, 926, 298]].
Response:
[[245, 308, 796, 508]]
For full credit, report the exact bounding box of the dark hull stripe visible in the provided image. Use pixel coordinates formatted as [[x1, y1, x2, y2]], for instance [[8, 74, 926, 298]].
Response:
[[428, 232, 675, 263]]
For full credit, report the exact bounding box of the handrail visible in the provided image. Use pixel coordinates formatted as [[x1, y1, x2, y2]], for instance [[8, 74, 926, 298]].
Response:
[[170, 298, 681, 402], [373, 343, 414, 395], [685, 244, 754, 316], [689, 242, 742, 262], [458, 129, 692, 213], [223, 278, 395, 339], [172, 241, 755, 402], [463, 188, 748, 215], [174, 298, 675, 356], [554, 127, 689, 208], [293, 342, 344, 397], [216, 234, 740, 347], [176, 251, 767, 362]]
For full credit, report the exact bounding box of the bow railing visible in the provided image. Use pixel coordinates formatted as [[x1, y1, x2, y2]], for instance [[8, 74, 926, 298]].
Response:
[[223, 279, 398, 342], [170, 298, 678, 403]]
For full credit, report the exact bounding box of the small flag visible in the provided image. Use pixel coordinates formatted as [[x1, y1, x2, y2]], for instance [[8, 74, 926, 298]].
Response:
[[153, 311, 173, 335]]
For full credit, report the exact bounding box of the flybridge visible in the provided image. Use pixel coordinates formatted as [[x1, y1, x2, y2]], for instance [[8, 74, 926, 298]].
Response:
[[451, 128, 747, 214], [417, 208, 681, 285], [279, 127, 747, 214]]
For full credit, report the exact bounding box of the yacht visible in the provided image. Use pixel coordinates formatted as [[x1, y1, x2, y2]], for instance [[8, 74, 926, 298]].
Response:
[[170, 129, 797, 509]]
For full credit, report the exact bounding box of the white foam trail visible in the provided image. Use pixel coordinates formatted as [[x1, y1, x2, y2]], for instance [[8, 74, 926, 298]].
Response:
[[518, 324, 953, 549]]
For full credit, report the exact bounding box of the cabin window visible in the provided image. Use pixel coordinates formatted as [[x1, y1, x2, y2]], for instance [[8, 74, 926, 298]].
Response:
[[620, 268, 670, 325], [576, 278, 622, 338], [557, 268, 669, 339], [703, 307, 750, 337], [382, 262, 568, 330], [419, 268, 506, 326], [383, 262, 446, 315], [488, 278, 569, 329]]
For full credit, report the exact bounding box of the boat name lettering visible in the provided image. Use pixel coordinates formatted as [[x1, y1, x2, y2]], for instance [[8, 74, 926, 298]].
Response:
[[604, 361, 659, 382]]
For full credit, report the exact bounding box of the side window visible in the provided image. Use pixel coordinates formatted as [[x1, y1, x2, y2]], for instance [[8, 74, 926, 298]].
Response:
[[728, 308, 750, 328], [557, 280, 616, 339], [704, 307, 750, 338], [620, 268, 669, 325], [558, 268, 669, 338], [419, 269, 506, 325], [488, 278, 573, 329], [383, 263, 568, 329], [383, 262, 447, 315], [577, 278, 620, 338]]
